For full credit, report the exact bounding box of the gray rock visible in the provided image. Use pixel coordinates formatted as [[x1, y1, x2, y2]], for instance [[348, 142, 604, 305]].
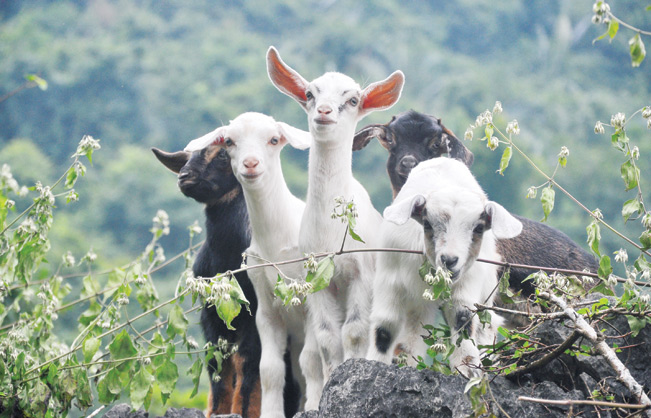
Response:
[[103, 404, 148, 418]]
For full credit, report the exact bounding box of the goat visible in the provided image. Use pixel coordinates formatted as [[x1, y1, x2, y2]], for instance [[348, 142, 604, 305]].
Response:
[[152, 146, 300, 418], [354, 110, 598, 297], [371, 158, 522, 377], [183, 112, 320, 418], [266, 47, 404, 398]]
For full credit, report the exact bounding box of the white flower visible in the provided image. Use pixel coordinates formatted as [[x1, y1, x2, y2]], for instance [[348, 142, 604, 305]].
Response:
[[464, 127, 473, 141], [593, 208, 603, 220], [591, 14, 603, 24], [5, 200, 15, 209], [423, 272, 436, 285], [62, 251, 75, 267], [594, 121, 605, 134], [76, 135, 101, 156], [631, 146, 640, 160], [606, 275, 618, 287], [422, 289, 435, 301], [506, 120, 520, 135], [290, 297, 302, 306], [642, 106, 651, 119], [188, 221, 202, 236], [641, 269, 651, 281], [487, 136, 499, 151], [640, 294, 650, 304], [647, 118, 651, 130], [187, 336, 199, 349], [526, 187, 537, 199], [117, 295, 130, 305], [152, 210, 170, 236], [492, 101, 503, 115], [558, 146, 569, 159], [614, 249, 628, 264], [430, 342, 447, 354], [610, 112, 626, 128]]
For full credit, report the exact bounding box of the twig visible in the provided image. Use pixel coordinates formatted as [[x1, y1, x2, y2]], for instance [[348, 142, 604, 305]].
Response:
[[518, 395, 650, 410], [86, 405, 105, 418], [474, 303, 566, 320], [538, 292, 651, 408], [508, 331, 580, 379]]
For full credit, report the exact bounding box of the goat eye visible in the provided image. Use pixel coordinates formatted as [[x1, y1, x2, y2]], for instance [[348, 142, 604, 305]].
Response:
[[305, 91, 314, 100], [225, 138, 234, 146], [423, 220, 432, 231], [269, 137, 279, 145], [349, 97, 359, 106], [217, 149, 229, 160], [473, 224, 485, 234]]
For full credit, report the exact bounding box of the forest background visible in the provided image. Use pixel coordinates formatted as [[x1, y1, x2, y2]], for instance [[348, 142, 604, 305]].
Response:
[[0, 0, 649, 414]]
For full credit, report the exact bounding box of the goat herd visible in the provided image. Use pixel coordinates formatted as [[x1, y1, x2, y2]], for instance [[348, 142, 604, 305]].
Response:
[[152, 47, 598, 418]]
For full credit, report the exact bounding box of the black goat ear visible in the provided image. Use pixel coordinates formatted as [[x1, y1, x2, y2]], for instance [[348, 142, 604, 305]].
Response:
[[441, 126, 474, 167], [151, 147, 190, 174], [353, 125, 388, 151]]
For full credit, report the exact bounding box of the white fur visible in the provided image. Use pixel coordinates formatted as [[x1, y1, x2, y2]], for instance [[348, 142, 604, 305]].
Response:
[[368, 158, 522, 378], [185, 112, 320, 418], [267, 46, 404, 402]]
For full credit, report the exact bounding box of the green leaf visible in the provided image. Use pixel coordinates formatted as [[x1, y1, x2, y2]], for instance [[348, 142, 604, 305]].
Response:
[[607, 20, 619, 40], [228, 275, 250, 313], [81, 274, 101, 299], [629, 33, 646, 67], [484, 124, 493, 141], [348, 226, 365, 243], [306, 256, 335, 293], [622, 198, 642, 222], [166, 304, 189, 338], [188, 359, 203, 398], [540, 186, 555, 222], [419, 259, 434, 279], [217, 297, 242, 330], [611, 130, 628, 152], [65, 166, 78, 190], [620, 160, 639, 191], [25, 74, 48, 90], [155, 357, 178, 404], [477, 310, 492, 327], [75, 367, 93, 409], [274, 275, 293, 306], [597, 255, 612, 281], [109, 329, 138, 361], [586, 220, 601, 257], [626, 315, 647, 337], [83, 336, 101, 363], [130, 366, 154, 411], [640, 230, 651, 250], [497, 146, 512, 175], [97, 375, 118, 404], [46, 363, 58, 385], [106, 367, 122, 395]]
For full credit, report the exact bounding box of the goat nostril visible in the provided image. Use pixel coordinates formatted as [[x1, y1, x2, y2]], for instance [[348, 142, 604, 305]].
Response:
[[178, 172, 191, 181], [318, 105, 332, 115], [440, 255, 458, 269], [400, 156, 418, 170], [243, 158, 259, 169]]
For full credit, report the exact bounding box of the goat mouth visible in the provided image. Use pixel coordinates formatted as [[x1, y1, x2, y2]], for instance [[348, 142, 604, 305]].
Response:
[[241, 172, 262, 180], [314, 117, 336, 126]]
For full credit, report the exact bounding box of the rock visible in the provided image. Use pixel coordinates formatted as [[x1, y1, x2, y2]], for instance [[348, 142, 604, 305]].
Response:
[[304, 359, 593, 418], [104, 404, 207, 418]]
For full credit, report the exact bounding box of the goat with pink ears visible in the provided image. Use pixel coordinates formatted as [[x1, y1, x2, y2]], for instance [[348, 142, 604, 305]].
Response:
[[266, 46, 404, 405]]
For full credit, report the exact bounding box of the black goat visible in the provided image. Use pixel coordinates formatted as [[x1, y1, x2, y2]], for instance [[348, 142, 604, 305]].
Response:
[[152, 146, 299, 418], [353, 110, 598, 297]]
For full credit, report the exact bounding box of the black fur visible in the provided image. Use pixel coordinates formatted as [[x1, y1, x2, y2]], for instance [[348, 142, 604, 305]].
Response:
[[354, 111, 598, 298], [375, 327, 392, 354], [152, 147, 300, 417]]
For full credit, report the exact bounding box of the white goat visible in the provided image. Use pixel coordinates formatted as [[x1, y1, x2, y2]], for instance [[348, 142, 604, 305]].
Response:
[[266, 47, 405, 396], [185, 112, 322, 418], [369, 158, 522, 378]]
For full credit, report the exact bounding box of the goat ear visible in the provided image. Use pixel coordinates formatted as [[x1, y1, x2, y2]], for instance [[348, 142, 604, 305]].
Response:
[[384, 194, 426, 225], [353, 125, 388, 151], [485, 201, 522, 239], [359, 71, 405, 119], [441, 125, 474, 167], [151, 148, 190, 174], [184, 126, 227, 152], [267, 46, 310, 109], [277, 122, 311, 150]]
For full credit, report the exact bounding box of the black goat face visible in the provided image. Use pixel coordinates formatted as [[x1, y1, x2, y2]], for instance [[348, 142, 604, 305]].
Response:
[[354, 110, 474, 197], [152, 146, 240, 205]]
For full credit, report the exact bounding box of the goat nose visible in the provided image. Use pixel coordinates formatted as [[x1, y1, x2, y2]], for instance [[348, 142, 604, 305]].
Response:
[[178, 171, 191, 181], [399, 156, 418, 171], [440, 255, 458, 269], [317, 105, 332, 115], [243, 158, 259, 169]]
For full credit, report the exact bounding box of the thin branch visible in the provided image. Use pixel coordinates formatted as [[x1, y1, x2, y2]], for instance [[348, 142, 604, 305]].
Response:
[[518, 395, 651, 410], [538, 292, 651, 407], [508, 331, 580, 379]]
